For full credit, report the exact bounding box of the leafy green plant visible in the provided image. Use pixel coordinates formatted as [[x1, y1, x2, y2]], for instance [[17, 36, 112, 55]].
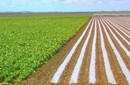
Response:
[[0, 16, 90, 84]]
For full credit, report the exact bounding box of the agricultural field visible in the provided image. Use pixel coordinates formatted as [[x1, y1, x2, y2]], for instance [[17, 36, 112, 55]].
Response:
[[21, 16, 130, 85], [0, 16, 90, 84]]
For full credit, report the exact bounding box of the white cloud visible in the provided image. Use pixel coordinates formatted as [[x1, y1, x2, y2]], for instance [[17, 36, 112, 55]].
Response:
[[97, 1, 103, 4], [3, 0, 104, 5], [109, 0, 129, 4], [63, 0, 93, 4], [62, 0, 105, 5]]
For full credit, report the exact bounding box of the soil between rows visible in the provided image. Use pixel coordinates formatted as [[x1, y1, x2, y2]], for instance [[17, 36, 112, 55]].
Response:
[[58, 19, 94, 85], [99, 18, 128, 85], [101, 18, 130, 71], [110, 18, 130, 31]]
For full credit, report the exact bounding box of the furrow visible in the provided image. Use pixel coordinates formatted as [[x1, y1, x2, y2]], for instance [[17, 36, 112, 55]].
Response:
[[101, 18, 130, 58], [106, 18, 130, 39], [103, 17, 130, 46], [51, 18, 93, 83], [108, 17, 130, 35], [100, 18, 130, 85], [98, 19, 116, 84], [69, 18, 95, 84], [88, 18, 97, 84], [102, 17, 130, 71], [109, 17, 130, 30], [59, 17, 93, 84], [99, 18, 128, 85]]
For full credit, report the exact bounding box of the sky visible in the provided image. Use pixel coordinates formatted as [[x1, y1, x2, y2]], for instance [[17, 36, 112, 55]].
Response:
[[0, 0, 130, 12]]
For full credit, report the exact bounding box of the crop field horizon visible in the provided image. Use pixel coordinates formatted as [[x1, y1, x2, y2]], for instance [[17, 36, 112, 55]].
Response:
[[0, 0, 130, 84], [0, 13, 130, 85], [0, 16, 90, 84]]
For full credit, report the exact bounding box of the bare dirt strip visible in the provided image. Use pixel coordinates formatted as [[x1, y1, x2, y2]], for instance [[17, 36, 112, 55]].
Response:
[[19, 16, 130, 85], [108, 17, 130, 32]]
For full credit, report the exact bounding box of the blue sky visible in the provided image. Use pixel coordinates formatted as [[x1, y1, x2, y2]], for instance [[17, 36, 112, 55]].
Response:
[[0, 0, 130, 12]]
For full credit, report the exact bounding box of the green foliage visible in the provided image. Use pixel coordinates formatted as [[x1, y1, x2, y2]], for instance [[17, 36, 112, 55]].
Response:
[[0, 16, 90, 84]]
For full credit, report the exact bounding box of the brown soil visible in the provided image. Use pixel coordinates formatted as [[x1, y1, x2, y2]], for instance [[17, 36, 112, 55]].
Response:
[[105, 19, 130, 50], [100, 19, 129, 85], [14, 16, 130, 85], [102, 19, 130, 70]]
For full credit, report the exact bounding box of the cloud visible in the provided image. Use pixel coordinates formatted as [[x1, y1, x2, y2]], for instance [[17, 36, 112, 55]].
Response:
[[109, 0, 129, 4], [62, 0, 104, 5], [2, 0, 126, 6], [97, 1, 103, 4], [0, 0, 130, 12]]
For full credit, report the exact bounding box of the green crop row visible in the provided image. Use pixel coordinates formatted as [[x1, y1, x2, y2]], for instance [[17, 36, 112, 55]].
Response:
[[0, 16, 90, 84]]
